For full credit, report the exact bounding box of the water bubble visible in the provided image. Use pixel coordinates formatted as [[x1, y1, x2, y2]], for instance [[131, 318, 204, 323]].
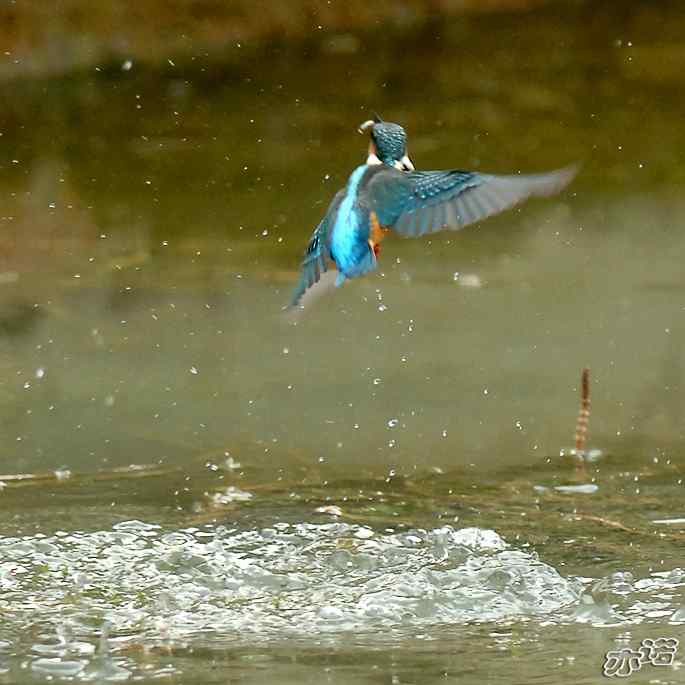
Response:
[[456, 273, 482, 288], [316, 505, 342, 516], [31, 659, 85, 677], [223, 455, 241, 470], [554, 484, 599, 494], [319, 606, 344, 620], [210, 486, 253, 505], [671, 607, 685, 622]]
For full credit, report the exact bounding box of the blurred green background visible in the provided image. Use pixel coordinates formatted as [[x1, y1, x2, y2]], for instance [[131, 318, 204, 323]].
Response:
[[2, 0, 572, 78], [1, 3, 684, 685], [3, 0, 685, 475]]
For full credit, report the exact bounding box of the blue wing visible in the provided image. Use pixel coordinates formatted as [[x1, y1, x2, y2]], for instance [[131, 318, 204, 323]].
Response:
[[289, 190, 344, 307], [365, 165, 577, 237]]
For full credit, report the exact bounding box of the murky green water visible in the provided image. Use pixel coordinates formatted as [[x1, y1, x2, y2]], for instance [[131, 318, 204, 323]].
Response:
[[1, 4, 685, 683]]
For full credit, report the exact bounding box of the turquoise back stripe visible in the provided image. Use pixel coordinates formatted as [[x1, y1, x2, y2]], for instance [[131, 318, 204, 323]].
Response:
[[330, 165, 368, 275]]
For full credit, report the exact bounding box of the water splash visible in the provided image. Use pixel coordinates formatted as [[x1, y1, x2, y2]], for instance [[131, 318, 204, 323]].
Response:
[[0, 521, 682, 679]]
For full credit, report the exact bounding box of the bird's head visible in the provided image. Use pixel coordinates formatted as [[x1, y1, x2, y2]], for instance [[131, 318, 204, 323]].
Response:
[[358, 116, 414, 171]]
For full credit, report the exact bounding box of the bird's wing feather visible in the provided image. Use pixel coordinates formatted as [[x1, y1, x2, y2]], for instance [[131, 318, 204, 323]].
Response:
[[289, 190, 344, 307], [365, 165, 577, 237]]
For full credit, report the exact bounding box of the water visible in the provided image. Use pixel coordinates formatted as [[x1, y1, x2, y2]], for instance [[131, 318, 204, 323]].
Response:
[[1, 4, 685, 683]]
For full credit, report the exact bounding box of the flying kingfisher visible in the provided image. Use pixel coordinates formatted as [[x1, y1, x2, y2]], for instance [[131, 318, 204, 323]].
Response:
[[289, 117, 576, 307]]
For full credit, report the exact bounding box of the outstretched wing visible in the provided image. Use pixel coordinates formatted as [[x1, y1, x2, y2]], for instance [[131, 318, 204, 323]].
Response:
[[289, 190, 344, 307], [365, 165, 577, 237]]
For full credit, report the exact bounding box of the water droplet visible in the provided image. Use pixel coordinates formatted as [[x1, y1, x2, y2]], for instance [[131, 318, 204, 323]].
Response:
[[190, 366, 198, 375], [387, 418, 398, 428]]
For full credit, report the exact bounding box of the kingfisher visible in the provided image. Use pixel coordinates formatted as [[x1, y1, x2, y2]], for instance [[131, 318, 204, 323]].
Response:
[[289, 117, 576, 307]]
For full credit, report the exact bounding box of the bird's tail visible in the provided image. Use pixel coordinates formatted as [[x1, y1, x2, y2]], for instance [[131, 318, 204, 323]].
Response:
[[288, 252, 329, 308], [286, 269, 339, 321]]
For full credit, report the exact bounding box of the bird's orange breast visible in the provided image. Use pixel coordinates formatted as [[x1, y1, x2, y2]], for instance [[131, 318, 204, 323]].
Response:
[[369, 211, 390, 257]]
